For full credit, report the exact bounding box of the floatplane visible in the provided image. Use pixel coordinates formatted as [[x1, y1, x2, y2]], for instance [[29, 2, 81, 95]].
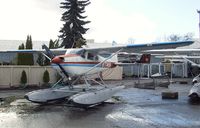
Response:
[[25, 44, 126, 107], [7, 40, 193, 108]]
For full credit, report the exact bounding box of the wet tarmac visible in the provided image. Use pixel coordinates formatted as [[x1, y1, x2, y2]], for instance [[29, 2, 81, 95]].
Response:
[[1, 80, 200, 128]]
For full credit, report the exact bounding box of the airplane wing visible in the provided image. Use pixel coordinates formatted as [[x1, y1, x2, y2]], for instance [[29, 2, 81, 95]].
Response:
[[0, 40, 193, 55], [155, 55, 200, 59], [143, 48, 200, 54], [79, 40, 193, 63], [85, 40, 194, 53], [0, 49, 66, 54]]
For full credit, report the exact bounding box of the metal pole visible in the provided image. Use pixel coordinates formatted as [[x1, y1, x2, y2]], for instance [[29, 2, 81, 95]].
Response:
[[197, 10, 200, 39], [159, 63, 161, 75], [148, 64, 150, 78], [171, 63, 173, 82]]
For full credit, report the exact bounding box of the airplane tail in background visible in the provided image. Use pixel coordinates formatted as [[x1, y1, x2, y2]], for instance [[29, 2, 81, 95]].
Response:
[[137, 54, 151, 63]]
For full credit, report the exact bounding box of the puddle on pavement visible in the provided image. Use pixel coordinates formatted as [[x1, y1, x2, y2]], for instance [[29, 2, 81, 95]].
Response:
[[0, 95, 124, 115]]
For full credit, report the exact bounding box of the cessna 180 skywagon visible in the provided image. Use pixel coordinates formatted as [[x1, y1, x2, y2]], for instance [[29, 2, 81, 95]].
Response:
[[6, 40, 193, 108]]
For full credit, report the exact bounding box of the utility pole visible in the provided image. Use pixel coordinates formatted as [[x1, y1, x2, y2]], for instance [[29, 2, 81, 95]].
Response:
[[197, 10, 200, 39]]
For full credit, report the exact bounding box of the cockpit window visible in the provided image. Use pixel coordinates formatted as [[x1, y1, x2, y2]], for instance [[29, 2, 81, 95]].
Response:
[[76, 49, 85, 55], [67, 49, 86, 58], [67, 49, 99, 60]]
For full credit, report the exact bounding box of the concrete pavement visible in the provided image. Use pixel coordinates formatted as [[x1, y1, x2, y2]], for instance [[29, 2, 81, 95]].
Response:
[[0, 79, 200, 128]]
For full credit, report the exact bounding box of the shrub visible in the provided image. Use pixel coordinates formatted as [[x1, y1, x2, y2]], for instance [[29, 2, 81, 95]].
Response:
[[43, 70, 50, 84], [20, 70, 27, 85]]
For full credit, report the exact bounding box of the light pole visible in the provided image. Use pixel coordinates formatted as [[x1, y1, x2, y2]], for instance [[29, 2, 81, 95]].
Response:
[[197, 10, 200, 39]]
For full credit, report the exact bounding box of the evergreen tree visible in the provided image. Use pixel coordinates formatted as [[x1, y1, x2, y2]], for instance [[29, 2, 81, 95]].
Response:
[[54, 39, 60, 48], [17, 43, 25, 65], [17, 35, 34, 65], [25, 35, 34, 65], [49, 39, 60, 49], [19, 43, 25, 49], [75, 38, 86, 48], [20, 70, 27, 85], [59, 0, 90, 48], [49, 39, 55, 49], [26, 35, 33, 49]]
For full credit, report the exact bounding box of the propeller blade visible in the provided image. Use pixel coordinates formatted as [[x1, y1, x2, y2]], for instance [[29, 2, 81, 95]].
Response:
[[42, 44, 55, 59], [57, 63, 69, 78], [41, 52, 52, 61]]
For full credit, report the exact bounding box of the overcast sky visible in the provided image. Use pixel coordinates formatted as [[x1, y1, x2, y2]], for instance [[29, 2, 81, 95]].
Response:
[[0, 0, 199, 44]]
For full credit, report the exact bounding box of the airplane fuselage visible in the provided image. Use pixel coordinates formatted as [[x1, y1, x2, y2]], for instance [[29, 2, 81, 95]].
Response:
[[51, 49, 116, 76]]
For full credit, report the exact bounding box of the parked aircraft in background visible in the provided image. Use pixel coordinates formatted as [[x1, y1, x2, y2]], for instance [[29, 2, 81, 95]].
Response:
[[143, 45, 200, 102], [1, 40, 194, 108], [181, 56, 200, 101]]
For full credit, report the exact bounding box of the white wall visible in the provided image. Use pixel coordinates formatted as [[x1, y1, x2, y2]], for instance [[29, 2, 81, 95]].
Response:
[[0, 66, 57, 88], [0, 66, 123, 88], [102, 66, 123, 80]]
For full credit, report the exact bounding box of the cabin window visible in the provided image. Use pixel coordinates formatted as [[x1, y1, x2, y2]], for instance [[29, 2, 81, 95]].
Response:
[[88, 53, 94, 60], [87, 52, 98, 60]]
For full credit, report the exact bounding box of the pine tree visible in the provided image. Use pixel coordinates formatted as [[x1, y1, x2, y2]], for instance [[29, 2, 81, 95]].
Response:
[[54, 39, 60, 48], [75, 38, 86, 48], [49, 39, 54, 49], [25, 35, 34, 65], [59, 0, 90, 48], [49, 39, 60, 49], [19, 43, 25, 49], [26, 35, 33, 49], [17, 43, 25, 65]]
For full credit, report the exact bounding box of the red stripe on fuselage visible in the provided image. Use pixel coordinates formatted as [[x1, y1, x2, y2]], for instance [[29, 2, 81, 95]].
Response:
[[57, 62, 100, 64], [57, 54, 80, 58]]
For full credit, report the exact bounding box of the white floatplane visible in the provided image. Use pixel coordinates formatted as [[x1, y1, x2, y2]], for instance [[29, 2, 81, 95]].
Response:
[[4, 41, 193, 107]]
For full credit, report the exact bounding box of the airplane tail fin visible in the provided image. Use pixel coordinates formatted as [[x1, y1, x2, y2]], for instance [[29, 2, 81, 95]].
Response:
[[137, 54, 151, 63]]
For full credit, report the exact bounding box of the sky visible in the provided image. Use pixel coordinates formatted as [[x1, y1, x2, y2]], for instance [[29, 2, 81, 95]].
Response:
[[0, 0, 200, 44]]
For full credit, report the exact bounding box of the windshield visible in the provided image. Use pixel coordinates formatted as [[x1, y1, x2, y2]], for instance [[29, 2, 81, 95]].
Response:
[[66, 49, 85, 55]]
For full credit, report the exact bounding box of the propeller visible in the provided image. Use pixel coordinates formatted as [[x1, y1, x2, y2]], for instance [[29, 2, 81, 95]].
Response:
[[42, 44, 55, 59], [42, 44, 69, 79]]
